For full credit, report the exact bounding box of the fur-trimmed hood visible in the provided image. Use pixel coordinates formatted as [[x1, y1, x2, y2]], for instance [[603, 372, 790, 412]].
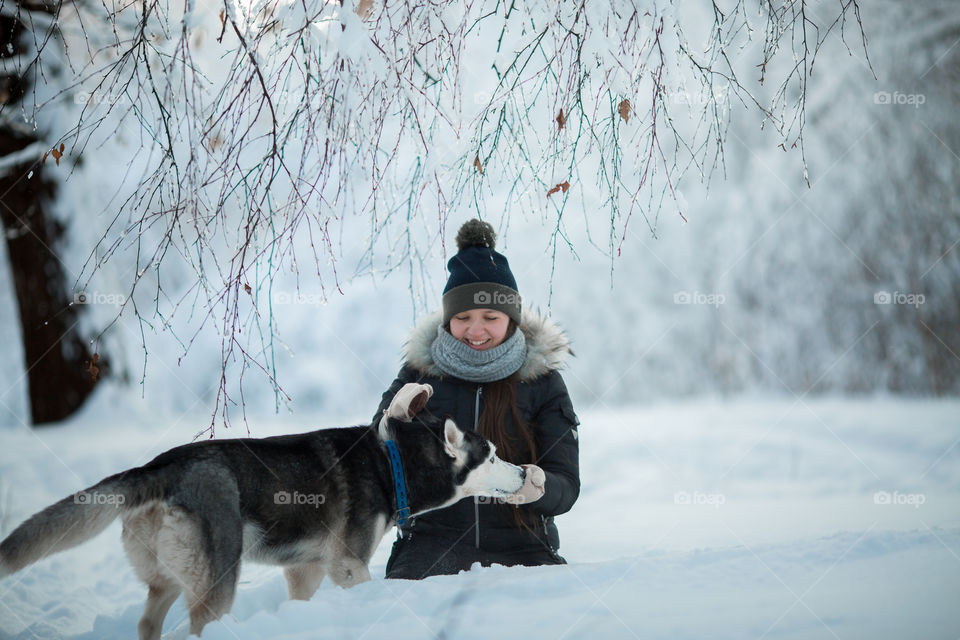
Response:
[[404, 310, 572, 382]]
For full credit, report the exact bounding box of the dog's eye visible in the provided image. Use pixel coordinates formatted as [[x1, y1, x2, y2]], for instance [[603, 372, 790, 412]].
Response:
[[489, 456, 495, 464]]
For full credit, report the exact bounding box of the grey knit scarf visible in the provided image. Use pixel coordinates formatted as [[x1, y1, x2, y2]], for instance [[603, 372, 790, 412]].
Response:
[[430, 325, 527, 383]]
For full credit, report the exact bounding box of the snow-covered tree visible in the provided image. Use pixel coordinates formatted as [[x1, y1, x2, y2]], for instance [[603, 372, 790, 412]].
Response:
[[1, 0, 873, 427]]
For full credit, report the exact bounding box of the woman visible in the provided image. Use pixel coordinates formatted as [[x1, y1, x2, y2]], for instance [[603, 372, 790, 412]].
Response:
[[374, 219, 580, 579]]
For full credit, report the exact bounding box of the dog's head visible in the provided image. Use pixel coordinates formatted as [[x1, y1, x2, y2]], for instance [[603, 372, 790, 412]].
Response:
[[381, 413, 527, 514], [437, 416, 527, 498]]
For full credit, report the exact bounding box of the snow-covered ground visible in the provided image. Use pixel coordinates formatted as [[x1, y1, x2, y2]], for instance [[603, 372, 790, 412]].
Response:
[[1, 392, 958, 639], [1, 1, 956, 638]]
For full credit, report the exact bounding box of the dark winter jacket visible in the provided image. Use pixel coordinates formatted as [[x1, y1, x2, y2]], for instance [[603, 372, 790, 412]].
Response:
[[374, 310, 580, 576]]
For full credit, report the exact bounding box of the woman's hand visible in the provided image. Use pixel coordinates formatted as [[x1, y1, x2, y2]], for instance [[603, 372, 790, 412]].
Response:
[[502, 464, 545, 505]]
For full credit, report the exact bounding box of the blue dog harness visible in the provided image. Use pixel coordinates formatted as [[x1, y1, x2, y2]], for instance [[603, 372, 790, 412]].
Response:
[[383, 439, 410, 526]]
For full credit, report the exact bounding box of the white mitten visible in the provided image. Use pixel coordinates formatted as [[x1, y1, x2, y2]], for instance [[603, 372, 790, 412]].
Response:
[[386, 383, 433, 421], [502, 464, 545, 505]]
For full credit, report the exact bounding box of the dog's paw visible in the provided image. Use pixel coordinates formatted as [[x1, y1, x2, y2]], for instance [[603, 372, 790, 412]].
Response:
[[503, 464, 545, 504], [387, 383, 434, 421]]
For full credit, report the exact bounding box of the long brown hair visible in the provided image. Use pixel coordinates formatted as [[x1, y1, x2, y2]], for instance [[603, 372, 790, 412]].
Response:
[[478, 374, 541, 529], [477, 373, 535, 466], [474, 323, 541, 529]]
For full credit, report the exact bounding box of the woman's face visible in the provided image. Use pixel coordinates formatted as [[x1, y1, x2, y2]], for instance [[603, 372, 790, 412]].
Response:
[[449, 309, 510, 351]]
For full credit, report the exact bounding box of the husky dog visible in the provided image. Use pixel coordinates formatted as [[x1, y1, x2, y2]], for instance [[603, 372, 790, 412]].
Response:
[[0, 384, 542, 639]]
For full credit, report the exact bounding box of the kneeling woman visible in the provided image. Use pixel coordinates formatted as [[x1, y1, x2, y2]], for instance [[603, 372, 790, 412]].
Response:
[[374, 219, 580, 579]]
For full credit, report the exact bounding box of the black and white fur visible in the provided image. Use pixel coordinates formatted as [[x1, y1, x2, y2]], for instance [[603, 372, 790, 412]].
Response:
[[0, 409, 526, 638]]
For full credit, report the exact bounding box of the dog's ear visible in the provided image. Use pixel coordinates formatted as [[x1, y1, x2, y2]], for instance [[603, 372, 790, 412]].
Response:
[[443, 418, 464, 458]]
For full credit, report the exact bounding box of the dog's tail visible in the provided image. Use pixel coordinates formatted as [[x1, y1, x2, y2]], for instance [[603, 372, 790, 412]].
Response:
[[0, 473, 140, 578]]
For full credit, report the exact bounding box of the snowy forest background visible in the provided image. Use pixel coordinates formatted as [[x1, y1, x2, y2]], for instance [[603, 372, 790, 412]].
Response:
[[0, 0, 957, 427], [0, 1, 958, 426], [0, 0, 958, 637]]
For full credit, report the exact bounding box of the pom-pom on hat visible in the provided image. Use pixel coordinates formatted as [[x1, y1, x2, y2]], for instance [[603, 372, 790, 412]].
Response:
[[442, 219, 522, 326]]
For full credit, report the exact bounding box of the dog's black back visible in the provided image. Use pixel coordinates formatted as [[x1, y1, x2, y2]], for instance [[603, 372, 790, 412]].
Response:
[[0, 410, 524, 640]]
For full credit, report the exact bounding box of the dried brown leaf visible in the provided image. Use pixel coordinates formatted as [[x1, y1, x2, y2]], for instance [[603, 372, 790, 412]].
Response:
[[86, 352, 100, 383], [356, 0, 373, 20]]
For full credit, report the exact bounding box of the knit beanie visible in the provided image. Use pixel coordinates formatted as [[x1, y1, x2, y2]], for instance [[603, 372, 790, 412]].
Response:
[[442, 219, 522, 326]]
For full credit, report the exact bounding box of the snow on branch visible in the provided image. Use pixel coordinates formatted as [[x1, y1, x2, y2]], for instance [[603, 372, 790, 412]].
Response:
[[4, 0, 869, 431]]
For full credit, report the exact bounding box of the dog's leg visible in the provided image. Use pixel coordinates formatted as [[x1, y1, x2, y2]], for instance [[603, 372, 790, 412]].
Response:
[[123, 504, 183, 640], [328, 555, 372, 589], [181, 521, 242, 637], [326, 515, 384, 590], [157, 503, 242, 637], [138, 581, 181, 640], [188, 595, 230, 637], [284, 562, 326, 600]]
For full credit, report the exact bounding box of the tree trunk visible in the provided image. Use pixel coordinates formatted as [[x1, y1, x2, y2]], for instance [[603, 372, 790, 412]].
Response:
[[0, 5, 100, 425]]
